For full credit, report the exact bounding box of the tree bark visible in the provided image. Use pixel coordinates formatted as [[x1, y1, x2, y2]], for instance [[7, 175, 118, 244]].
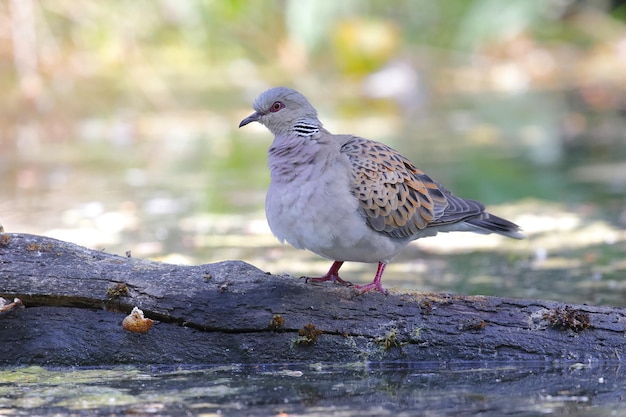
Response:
[[1, 233, 624, 366]]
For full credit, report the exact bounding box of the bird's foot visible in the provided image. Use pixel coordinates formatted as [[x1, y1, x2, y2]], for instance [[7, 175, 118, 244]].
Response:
[[352, 281, 388, 294], [306, 273, 353, 286], [352, 262, 388, 294], [305, 261, 352, 286]]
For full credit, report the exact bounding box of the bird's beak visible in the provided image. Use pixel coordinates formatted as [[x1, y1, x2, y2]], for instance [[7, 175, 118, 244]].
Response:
[[239, 111, 261, 128]]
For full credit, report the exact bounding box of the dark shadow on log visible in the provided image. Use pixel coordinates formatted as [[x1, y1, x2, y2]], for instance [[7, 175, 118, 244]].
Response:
[[1, 233, 625, 366]]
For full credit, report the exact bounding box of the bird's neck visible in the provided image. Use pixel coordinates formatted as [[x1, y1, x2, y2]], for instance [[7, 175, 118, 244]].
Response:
[[266, 116, 321, 138], [267, 126, 334, 183], [289, 119, 320, 138]]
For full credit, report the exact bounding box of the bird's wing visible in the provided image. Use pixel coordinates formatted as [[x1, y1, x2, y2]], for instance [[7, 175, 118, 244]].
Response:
[[340, 136, 485, 239]]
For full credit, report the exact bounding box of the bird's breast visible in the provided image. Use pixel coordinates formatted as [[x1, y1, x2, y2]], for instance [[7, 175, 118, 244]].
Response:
[[265, 157, 355, 248], [264, 155, 407, 263]]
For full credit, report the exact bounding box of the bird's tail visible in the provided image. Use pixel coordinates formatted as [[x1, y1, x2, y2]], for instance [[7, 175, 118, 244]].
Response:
[[465, 212, 526, 239]]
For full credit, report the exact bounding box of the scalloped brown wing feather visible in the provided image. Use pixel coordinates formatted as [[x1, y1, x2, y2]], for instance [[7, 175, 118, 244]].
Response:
[[341, 137, 485, 239]]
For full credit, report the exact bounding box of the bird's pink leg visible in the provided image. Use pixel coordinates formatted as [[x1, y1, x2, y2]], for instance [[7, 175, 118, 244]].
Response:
[[307, 261, 352, 286], [352, 262, 388, 294]]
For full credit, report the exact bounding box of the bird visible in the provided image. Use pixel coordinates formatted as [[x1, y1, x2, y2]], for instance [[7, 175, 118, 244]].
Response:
[[239, 87, 525, 293]]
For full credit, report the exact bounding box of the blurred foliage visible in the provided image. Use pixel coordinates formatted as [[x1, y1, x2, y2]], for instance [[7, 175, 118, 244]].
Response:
[[1, 0, 625, 114], [1, 0, 626, 260]]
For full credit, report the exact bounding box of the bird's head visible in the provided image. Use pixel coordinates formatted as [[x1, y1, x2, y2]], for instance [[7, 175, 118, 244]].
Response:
[[239, 87, 320, 136]]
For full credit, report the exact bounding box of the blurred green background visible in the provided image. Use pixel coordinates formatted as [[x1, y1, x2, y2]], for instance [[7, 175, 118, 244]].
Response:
[[1, 0, 626, 305]]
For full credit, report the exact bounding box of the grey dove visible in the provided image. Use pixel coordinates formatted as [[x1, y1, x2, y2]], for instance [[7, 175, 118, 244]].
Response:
[[239, 87, 525, 293]]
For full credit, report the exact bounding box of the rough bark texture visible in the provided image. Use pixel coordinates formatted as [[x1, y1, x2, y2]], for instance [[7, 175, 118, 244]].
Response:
[[1, 233, 624, 366]]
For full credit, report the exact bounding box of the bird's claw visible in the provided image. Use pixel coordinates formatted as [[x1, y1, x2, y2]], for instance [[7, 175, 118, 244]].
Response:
[[352, 282, 388, 294], [304, 274, 353, 286]]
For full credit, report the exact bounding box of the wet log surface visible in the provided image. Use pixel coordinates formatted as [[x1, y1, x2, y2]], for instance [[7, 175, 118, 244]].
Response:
[[1, 233, 625, 366]]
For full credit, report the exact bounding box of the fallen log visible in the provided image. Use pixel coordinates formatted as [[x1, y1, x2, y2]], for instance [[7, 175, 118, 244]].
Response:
[[0, 233, 624, 366]]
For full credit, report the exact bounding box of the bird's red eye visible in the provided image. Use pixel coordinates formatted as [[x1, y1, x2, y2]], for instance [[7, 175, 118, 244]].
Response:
[[269, 101, 284, 113]]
